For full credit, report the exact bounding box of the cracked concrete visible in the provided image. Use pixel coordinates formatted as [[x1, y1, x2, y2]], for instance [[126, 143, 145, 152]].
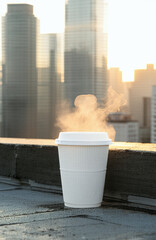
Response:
[[0, 182, 156, 240]]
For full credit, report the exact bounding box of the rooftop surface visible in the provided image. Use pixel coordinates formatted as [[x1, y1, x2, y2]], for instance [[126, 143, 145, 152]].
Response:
[[0, 138, 155, 239], [0, 180, 156, 240]]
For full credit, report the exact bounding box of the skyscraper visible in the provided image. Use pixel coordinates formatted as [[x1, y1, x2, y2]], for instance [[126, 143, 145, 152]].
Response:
[[37, 33, 60, 138], [64, 0, 108, 104], [2, 4, 37, 138]]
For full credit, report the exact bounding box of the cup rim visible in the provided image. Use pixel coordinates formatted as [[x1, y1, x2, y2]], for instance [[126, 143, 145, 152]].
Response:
[[55, 139, 112, 146]]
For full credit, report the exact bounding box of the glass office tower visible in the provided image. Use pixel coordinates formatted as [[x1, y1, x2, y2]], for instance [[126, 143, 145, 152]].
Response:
[[64, 0, 108, 104], [37, 33, 61, 139], [2, 4, 37, 138]]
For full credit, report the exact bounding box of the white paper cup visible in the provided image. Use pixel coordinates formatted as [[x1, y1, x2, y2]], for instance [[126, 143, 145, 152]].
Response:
[[55, 132, 112, 208]]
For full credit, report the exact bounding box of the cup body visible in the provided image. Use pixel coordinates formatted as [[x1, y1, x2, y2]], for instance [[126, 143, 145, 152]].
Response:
[[58, 145, 109, 208], [55, 132, 112, 208]]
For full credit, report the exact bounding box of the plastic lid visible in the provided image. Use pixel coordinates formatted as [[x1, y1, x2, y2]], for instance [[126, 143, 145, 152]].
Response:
[[55, 132, 112, 146]]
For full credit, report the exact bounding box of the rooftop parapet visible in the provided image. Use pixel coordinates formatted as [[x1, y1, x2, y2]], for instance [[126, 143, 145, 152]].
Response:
[[0, 138, 155, 206]]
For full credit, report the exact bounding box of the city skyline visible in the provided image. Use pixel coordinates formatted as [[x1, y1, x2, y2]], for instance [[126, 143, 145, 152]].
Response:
[[1, 0, 156, 81], [0, 1, 155, 143]]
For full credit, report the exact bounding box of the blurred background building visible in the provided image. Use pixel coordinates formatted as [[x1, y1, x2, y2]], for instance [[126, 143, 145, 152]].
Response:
[[2, 4, 37, 138], [107, 112, 139, 142], [108, 68, 125, 95], [0, 1, 155, 143], [129, 64, 156, 142], [1, 4, 64, 139], [64, 0, 108, 105], [37, 33, 64, 139], [108, 67, 130, 110], [37, 33, 58, 138]]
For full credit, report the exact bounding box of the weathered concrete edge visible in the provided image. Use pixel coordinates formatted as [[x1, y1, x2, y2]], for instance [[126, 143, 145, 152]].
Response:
[[0, 140, 155, 205]]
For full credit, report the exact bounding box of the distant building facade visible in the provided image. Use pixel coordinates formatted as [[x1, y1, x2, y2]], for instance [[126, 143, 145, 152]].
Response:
[[108, 67, 126, 94], [37, 34, 57, 138], [37, 33, 64, 139], [64, 0, 108, 104], [107, 112, 139, 142], [2, 4, 38, 138], [108, 67, 130, 108], [151, 86, 156, 143], [129, 64, 156, 142]]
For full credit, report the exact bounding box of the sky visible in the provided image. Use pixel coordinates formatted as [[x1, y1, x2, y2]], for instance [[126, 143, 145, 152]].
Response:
[[1, 0, 156, 81]]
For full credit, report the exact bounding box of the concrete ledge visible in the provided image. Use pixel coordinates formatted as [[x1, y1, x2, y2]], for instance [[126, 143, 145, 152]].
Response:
[[105, 143, 156, 201], [0, 138, 155, 204]]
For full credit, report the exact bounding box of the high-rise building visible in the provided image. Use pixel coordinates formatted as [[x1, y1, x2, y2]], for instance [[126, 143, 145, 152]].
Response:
[[37, 33, 64, 139], [64, 0, 108, 104], [2, 4, 38, 138], [151, 86, 156, 143], [129, 64, 156, 142]]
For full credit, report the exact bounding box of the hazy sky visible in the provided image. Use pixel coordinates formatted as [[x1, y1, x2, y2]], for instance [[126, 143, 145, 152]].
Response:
[[1, 0, 156, 81]]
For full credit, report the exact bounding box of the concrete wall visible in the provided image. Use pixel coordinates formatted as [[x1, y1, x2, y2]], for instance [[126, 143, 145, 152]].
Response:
[[0, 138, 155, 201]]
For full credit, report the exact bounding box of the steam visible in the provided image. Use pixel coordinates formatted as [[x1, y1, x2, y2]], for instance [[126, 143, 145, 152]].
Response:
[[56, 87, 127, 140]]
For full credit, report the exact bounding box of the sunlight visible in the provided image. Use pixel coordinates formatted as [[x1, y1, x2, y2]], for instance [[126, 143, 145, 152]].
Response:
[[1, 0, 156, 74], [0, 0, 65, 33], [122, 68, 134, 82], [108, 0, 156, 78], [34, 0, 65, 33]]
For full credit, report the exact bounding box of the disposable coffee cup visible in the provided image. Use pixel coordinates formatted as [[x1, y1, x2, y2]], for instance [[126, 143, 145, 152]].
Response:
[[55, 132, 112, 208]]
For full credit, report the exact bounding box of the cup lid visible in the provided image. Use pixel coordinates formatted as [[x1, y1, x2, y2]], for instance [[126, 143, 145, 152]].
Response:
[[55, 132, 112, 146]]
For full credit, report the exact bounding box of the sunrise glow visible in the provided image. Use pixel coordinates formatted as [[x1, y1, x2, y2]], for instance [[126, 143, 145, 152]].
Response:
[[1, 0, 156, 81]]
